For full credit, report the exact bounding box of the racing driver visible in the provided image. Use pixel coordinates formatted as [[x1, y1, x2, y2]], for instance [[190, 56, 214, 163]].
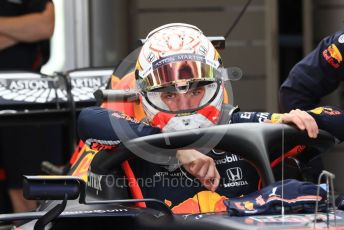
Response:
[[78, 23, 344, 214]]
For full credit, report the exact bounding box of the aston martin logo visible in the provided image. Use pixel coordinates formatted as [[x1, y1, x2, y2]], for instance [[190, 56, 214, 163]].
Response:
[[70, 76, 107, 102], [0, 79, 58, 103], [0, 75, 110, 104], [9, 79, 50, 90]]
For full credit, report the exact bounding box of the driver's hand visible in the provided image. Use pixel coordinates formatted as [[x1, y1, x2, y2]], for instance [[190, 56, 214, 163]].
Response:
[[272, 109, 319, 138], [176, 149, 220, 192]]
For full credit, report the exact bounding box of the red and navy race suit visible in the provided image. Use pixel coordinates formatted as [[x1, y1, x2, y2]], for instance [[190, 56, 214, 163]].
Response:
[[78, 106, 344, 213], [280, 28, 344, 112]]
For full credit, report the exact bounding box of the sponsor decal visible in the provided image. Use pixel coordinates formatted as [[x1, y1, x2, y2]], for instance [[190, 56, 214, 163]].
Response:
[[62, 209, 128, 215], [152, 54, 205, 69], [257, 112, 270, 123], [170, 172, 183, 177], [324, 110, 341, 115], [154, 171, 169, 177], [248, 213, 341, 223], [0, 76, 109, 103], [8, 79, 51, 90], [255, 195, 266, 205], [240, 112, 252, 119], [233, 195, 324, 215], [339, 34, 344, 43], [71, 77, 102, 88], [268, 187, 280, 197], [236, 194, 324, 215], [154, 170, 183, 177], [310, 107, 341, 116], [87, 171, 103, 193], [112, 111, 140, 123], [214, 154, 242, 165], [243, 201, 254, 211], [226, 167, 243, 181], [69, 76, 108, 101], [322, 44, 343, 69], [0, 78, 57, 103], [223, 181, 249, 188], [224, 167, 248, 188], [233, 199, 259, 212], [151, 53, 218, 70], [323, 108, 341, 116]]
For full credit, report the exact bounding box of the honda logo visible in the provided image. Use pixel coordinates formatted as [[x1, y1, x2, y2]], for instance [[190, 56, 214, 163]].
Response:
[[226, 167, 243, 182]]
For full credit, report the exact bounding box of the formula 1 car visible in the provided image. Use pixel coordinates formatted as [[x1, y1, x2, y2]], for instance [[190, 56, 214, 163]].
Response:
[[0, 41, 343, 230], [0, 122, 342, 230]]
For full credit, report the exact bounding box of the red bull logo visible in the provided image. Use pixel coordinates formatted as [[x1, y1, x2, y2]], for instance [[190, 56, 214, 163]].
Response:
[[169, 191, 228, 214], [322, 44, 342, 69], [310, 107, 341, 116], [323, 108, 341, 116]]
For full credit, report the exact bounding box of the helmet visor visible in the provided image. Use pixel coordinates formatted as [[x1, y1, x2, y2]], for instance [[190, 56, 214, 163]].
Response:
[[140, 54, 219, 92], [146, 81, 219, 113]]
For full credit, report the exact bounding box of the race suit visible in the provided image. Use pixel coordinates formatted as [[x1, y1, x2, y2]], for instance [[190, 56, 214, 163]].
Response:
[[78, 105, 344, 213], [280, 28, 344, 112]]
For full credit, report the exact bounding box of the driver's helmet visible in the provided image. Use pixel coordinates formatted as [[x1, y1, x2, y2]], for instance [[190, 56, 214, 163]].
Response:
[[135, 23, 224, 132]]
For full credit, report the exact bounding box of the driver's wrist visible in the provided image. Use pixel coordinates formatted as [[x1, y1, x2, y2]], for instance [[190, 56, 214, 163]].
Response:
[[176, 149, 198, 164]]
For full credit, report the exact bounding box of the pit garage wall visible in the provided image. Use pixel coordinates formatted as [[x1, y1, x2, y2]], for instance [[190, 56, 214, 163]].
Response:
[[59, 0, 279, 111], [134, 0, 279, 112]]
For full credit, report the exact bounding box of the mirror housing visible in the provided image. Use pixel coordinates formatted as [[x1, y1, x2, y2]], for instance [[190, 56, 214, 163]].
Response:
[[23, 175, 86, 201]]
